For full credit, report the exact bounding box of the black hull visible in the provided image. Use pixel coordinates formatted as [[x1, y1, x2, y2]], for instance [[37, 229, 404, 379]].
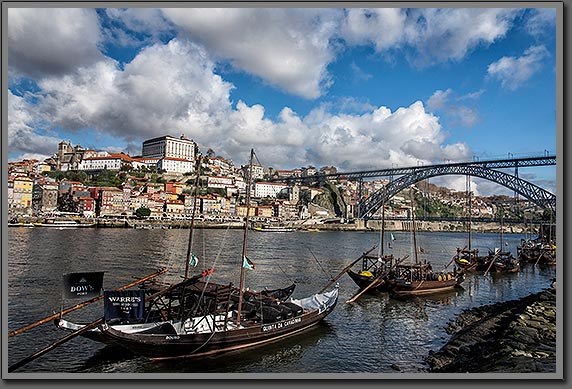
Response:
[[347, 270, 389, 292]]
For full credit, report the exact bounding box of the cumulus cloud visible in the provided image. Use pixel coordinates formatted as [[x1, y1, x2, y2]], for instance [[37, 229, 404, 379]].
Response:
[[161, 8, 341, 99], [487, 45, 549, 90], [8, 8, 104, 79], [36, 39, 234, 143]]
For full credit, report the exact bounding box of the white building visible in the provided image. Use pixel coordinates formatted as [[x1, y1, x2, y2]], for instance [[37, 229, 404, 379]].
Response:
[[142, 135, 196, 163], [78, 153, 134, 171], [208, 176, 235, 189], [254, 182, 289, 198], [158, 157, 194, 174]]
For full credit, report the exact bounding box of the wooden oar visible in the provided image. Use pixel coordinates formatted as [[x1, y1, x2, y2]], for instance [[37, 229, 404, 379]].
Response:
[[8, 267, 168, 338], [8, 317, 105, 373], [345, 275, 385, 304], [345, 255, 409, 304], [534, 252, 544, 266], [318, 246, 377, 293], [484, 252, 501, 277]]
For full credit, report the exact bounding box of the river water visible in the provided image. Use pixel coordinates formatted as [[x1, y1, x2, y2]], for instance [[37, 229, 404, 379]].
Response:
[[6, 227, 556, 375]]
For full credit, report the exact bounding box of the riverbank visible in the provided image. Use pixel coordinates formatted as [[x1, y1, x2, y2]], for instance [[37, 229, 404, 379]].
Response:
[[9, 215, 530, 233], [425, 283, 557, 373]]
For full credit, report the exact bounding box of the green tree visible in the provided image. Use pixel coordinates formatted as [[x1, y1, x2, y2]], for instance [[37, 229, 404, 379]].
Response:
[[135, 207, 151, 218]]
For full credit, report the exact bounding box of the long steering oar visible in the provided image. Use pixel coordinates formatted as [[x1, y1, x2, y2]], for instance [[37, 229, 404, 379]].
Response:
[[8, 317, 105, 372], [9, 267, 168, 338], [484, 252, 501, 277], [318, 246, 377, 293]]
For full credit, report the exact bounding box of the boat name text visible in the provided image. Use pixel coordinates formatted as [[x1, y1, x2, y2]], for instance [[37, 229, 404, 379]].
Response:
[[261, 317, 302, 332]]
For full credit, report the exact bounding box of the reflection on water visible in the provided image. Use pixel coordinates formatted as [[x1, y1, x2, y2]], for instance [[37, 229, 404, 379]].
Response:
[[7, 228, 556, 374]]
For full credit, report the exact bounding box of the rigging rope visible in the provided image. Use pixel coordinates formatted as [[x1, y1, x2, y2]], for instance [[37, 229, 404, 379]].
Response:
[[307, 246, 333, 280]]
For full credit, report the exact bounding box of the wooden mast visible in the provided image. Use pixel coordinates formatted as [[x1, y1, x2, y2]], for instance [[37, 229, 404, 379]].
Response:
[[237, 148, 255, 326], [380, 186, 386, 257], [410, 187, 419, 265], [467, 175, 472, 253], [184, 156, 202, 280]]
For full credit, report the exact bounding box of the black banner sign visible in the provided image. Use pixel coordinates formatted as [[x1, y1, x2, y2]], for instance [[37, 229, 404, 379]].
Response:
[[63, 272, 104, 299], [104, 290, 145, 321]]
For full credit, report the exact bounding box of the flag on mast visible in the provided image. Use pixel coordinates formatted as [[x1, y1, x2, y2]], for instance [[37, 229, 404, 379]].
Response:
[[189, 253, 199, 267], [243, 256, 255, 270]]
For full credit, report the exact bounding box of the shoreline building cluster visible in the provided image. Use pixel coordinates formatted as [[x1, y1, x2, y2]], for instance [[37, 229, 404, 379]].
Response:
[[9, 134, 504, 222]]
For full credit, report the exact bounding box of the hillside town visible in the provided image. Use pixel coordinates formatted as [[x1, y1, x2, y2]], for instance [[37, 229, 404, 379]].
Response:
[[8, 134, 545, 230]]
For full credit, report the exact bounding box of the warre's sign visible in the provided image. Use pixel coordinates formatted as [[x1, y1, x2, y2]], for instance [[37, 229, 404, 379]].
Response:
[[104, 290, 145, 321]]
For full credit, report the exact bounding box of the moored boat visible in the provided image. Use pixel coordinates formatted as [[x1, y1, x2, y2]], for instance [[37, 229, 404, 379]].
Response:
[[383, 187, 464, 296]]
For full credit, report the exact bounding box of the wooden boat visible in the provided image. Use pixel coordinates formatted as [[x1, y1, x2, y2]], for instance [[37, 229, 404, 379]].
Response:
[[488, 249, 519, 273], [346, 253, 395, 293], [452, 182, 489, 272], [384, 262, 464, 296], [383, 187, 464, 296], [91, 149, 339, 360], [347, 190, 400, 294], [453, 247, 490, 271], [517, 239, 556, 266], [56, 280, 297, 343], [487, 207, 519, 274]]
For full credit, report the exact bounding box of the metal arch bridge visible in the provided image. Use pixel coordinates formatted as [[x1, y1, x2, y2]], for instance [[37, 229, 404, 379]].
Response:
[[267, 155, 556, 217], [359, 164, 556, 219]]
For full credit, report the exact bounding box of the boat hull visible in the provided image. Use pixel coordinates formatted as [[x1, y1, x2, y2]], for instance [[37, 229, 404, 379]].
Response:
[[385, 277, 463, 296], [100, 288, 338, 360], [347, 270, 389, 292]]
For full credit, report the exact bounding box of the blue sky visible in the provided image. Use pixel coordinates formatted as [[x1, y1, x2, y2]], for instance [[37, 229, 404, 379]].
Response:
[[7, 7, 558, 195]]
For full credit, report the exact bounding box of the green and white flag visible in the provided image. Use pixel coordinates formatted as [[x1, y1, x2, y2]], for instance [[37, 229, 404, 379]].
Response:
[[189, 253, 199, 267], [243, 256, 255, 270]]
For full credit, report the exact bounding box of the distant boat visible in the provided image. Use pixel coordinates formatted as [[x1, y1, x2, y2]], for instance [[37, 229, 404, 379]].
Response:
[[7, 221, 35, 228], [252, 225, 295, 232], [34, 220, 95, 228]]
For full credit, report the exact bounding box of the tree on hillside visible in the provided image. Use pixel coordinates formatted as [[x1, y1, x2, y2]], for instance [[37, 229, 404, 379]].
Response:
[[135, 207, 151, 218]]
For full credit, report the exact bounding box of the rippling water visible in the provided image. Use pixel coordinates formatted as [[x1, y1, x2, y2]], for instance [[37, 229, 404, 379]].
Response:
[[7, 227, 556, 375]]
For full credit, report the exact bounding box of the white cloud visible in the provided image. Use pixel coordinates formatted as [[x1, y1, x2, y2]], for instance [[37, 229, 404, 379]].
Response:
[[524, 8, 556, 37], [161, 8, 341, 99], [427, 89, 481, 128], [427, 89, 453, 111], [341, 8, 521, 67], [8, 8, 104, 79], [487, 45, 549, 90], [36, 39, 234, 143], [8, 91, 60, 157], [341, 8, 407, 51]]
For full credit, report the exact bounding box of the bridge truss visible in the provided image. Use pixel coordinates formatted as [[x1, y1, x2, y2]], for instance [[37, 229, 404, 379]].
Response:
[[359, 164, 556, 219]]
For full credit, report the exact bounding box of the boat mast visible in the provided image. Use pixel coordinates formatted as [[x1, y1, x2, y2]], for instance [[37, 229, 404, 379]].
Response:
[[410, 187, 419, 264], [466, 175, 472, 253], [499, 203, 504, 251], [380, 186, 386, 257], [184, 155, 202, 280], [237, 148, 255, 326]]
